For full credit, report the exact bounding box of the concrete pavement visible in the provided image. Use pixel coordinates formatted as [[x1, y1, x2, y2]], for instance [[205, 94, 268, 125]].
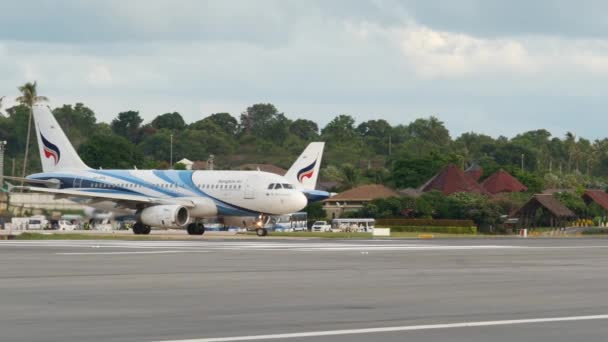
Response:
[[1, 238, 608, 341]]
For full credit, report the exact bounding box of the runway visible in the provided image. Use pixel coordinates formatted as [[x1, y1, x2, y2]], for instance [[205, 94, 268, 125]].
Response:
[[2, 238, 608, 341]]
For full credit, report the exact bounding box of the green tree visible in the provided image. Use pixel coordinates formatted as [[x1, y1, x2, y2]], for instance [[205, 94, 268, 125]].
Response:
[[339, 163, 360, 189], [151, 112, 186, 131], [79, 133, 142, 169], [173, 162, 187, 170], [453, 132, 497, 165], [391, 152, 451, 188], [191, 112, 239, 136], [443, 192, 502, 230], [554, 191, 586, 218], [361, 197, 403, 218], [405, 116, 451, 156], [357, 119, 392, 155], [321, 115, 365, 166], [415, 191, 447, 218], [305, 202, 326, 220], [137, 130, 172, 163], [187, 120, 236, 155], [239, 103, 290, 144], [53, 103, 97, 147], [321, 115, 357, 142], [111, 111, 143, 143], [357, 119, 391, 138], [289, 119, 319, 141], [2, 105, 30, 158], [16, 81, 48, 179]]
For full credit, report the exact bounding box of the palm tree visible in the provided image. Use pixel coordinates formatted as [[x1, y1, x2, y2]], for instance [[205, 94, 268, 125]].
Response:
[[17, 82, 48, 180]]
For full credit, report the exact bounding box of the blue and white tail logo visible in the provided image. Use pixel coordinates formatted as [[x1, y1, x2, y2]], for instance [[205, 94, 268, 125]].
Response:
[[297, 159, 317, 183], [33, 105, 89, 172], [40, 133, 61, 165], [284, 142, 324, 190]]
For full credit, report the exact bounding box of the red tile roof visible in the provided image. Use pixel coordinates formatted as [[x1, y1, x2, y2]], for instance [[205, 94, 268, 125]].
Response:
[[481, 170, 528, 194], [325, 184, 399, 202], [583, 190, 608, 211], [420, 164, 487, 195], [515, 194, 576, 218]]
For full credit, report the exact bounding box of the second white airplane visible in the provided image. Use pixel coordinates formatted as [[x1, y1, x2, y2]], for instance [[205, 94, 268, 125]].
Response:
[[13, 104, 330, 236]]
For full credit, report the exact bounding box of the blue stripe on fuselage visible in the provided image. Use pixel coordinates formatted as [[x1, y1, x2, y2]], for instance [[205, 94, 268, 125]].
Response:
[[29, 170, 261, 217]]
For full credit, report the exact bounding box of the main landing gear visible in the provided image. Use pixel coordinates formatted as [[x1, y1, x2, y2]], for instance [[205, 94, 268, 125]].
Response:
[[187, 222, 205, 235], [132, 222, 151, 235]]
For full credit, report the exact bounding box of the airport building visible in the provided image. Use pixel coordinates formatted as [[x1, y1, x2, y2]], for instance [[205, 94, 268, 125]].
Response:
[[323, 184, 399, 219]]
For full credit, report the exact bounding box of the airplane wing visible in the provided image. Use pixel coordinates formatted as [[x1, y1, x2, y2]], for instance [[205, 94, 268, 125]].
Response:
[[11, 186, 196, 209], [3, 176, 60, 187]]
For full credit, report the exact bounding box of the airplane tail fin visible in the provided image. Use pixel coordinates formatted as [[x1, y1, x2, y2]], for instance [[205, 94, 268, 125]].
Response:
[[285, 142, 324, 191], [32, 104, 90, 172]]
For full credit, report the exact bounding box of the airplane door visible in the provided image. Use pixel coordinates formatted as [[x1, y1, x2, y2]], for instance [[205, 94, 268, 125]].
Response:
[[244, 177, 255, 199], [72, 178, 83, 188]]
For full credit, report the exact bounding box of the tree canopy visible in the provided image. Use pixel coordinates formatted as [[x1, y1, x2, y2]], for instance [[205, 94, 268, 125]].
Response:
[[0, 99, 606, 199]]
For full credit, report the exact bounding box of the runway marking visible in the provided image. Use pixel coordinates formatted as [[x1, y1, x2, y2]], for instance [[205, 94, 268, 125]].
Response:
[[153, 314, 608, 342], [55, 250, 209, 255], [5, 240, 608, 253]]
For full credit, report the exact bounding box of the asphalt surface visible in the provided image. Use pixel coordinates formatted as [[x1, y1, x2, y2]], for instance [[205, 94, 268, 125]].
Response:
[[2, 238, 608, 342]]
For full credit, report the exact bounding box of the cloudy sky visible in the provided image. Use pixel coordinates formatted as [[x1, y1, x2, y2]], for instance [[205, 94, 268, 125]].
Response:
[[1, 0, 608, 139]]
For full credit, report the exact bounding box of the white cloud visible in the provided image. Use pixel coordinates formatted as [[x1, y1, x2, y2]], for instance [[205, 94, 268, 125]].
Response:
[[396, 24, 537, 78], [2, 3, 608, 139], [19, 62, 40, 82], [86, 65, 113, 86]]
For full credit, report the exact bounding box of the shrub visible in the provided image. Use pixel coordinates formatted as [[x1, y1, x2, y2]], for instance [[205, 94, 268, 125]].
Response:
[[376, 218, 475, 227], [582, 228, 608, 235], [387, 226, 477, 234]]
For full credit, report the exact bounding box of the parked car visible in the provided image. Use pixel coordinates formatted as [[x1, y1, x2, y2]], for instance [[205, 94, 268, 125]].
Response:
[[57, 220, 78, 231], [311, 221, 331, 232]]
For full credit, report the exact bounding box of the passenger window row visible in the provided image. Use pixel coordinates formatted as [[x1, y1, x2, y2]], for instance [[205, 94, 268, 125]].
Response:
[[92, 183, 143, 188], [88, 183, 243, 190], [197, 184, 242, 190]]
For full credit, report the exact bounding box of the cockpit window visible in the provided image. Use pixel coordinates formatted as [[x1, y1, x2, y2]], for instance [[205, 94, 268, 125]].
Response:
[[268, 183, 292, 189]]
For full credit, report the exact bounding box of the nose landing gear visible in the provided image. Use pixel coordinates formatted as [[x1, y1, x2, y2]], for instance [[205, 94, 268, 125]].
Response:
[[255, 228, 268, 237], [254, 214, 270, 237]]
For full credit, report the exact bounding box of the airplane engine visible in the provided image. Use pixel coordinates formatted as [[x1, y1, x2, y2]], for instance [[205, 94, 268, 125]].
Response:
[[139, 205, 189, 228]]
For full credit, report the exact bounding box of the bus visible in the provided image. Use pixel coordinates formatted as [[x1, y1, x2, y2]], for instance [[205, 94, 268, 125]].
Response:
[[331, 218, 375, 232], [265, 212, 308, 232]]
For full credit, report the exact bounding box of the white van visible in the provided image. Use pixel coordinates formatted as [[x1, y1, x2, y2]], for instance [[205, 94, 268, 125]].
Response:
[[27, 217, 48, 230], [57, 220, 77, 231]]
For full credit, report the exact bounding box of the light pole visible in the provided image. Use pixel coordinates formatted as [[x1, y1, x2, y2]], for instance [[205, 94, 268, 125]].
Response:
[[0, 141, 6, 190], [208, 154, 214, 170], [170, 134, 173, 169]]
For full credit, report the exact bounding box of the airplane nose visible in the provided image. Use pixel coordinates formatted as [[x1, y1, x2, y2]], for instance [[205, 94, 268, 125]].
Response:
[[292, 192, 308, 212]]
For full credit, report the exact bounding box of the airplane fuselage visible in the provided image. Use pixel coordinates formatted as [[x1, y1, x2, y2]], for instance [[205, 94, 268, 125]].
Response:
[[28, 169, 308, 218]]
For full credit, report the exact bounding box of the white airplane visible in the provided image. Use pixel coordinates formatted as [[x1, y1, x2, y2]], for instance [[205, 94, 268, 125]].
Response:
[[11, 104, 329, 236]]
